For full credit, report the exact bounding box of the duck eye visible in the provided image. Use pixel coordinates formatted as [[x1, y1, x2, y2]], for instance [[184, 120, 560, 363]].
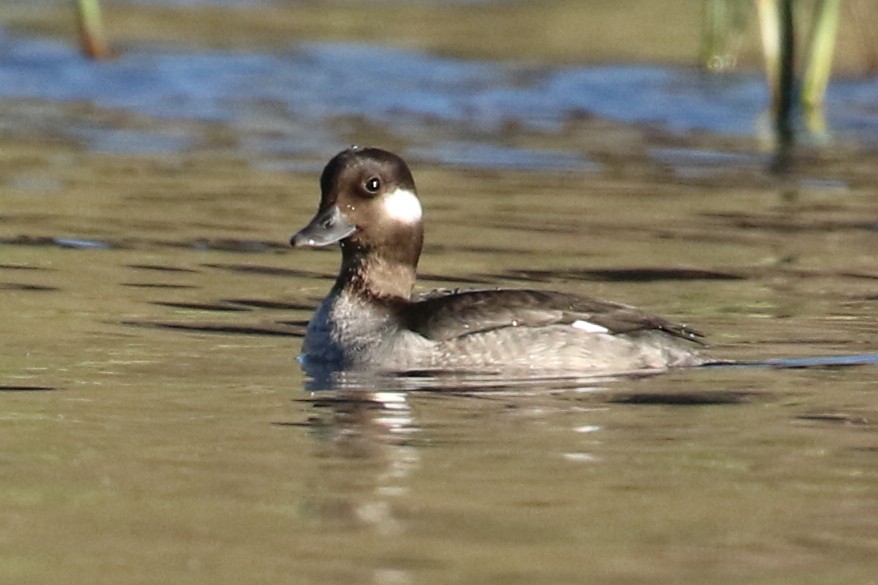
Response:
[[364, 177, 381, 194]]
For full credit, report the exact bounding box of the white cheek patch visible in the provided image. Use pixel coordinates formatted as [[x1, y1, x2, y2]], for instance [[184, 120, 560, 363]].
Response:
[[382, 188, 422, 224], [572, 320, 609, 334]]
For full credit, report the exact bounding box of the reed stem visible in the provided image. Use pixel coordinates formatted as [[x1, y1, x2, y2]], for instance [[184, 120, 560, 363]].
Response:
[[756, 0, 782, 107], [74, 0, 110, 59], [801, 0, 840, 107]]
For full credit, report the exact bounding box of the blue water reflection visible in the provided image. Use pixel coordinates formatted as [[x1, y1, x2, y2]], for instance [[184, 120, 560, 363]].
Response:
[[2, 28, 878, 168]]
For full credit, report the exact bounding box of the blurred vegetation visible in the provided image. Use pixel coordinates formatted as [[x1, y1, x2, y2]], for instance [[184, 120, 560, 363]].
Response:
[[700, 0, 876, 145], [705, 1, 875, 82], [0, 0, 871, 75], [74, 0, 109, 59], [0, 1, 873, 76]]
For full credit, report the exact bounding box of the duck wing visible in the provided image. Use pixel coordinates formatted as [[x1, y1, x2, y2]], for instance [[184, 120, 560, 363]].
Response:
[[404, 289, 704, 344]]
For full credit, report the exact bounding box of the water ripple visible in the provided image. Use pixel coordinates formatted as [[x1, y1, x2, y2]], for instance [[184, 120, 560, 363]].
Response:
[[3, 29, 878, 168]]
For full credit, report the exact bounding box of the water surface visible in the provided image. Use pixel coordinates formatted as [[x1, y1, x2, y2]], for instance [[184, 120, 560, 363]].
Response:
[[2, 3, 878, 584]]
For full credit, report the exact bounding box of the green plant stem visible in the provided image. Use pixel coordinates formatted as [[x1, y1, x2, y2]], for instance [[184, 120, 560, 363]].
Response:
[[802, 0, 840, 107], [756, 0, 782, 107], [75, 0, 109, 59]]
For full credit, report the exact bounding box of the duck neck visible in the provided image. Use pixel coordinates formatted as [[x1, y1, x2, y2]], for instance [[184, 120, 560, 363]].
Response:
[[335, 241, 418, 302]]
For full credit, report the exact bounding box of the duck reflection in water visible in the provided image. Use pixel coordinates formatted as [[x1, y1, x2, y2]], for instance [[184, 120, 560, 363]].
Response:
[[292, 384, 419, 542]]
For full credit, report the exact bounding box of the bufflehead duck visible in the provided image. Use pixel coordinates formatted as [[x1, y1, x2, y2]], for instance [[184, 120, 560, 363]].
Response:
[[290, 147, 707, 374]]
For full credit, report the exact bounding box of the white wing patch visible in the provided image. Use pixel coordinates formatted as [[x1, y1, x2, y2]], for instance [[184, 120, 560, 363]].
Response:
[[383, 188, 422, 224], [572, 320, 609, 333]]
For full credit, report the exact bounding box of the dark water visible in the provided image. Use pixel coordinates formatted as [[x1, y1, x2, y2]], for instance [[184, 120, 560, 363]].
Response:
[[2, 2, 878, 583]]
